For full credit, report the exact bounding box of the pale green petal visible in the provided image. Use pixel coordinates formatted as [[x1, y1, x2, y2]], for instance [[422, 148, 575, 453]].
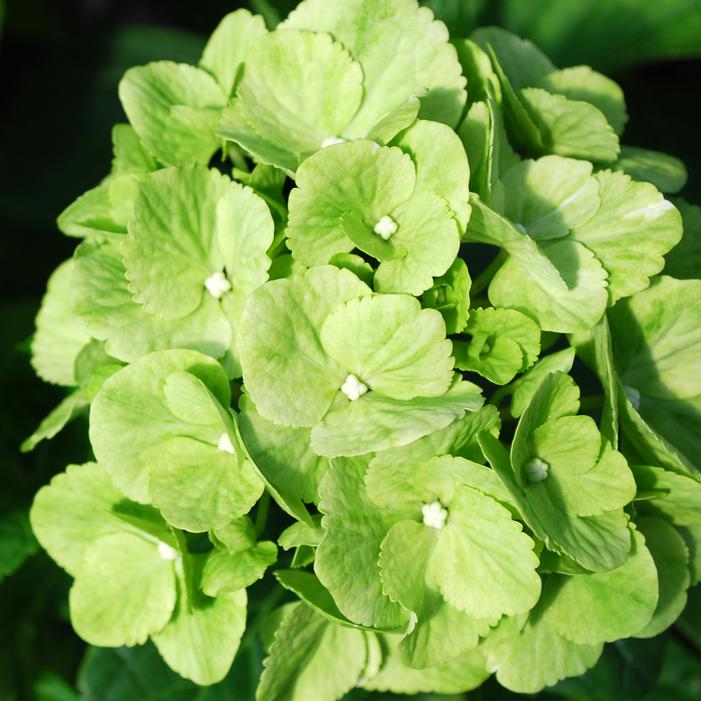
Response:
[[537, 65, 628, 135], [542, 527, 658, 643], [153, 563, 247, 685], [420, 258, 471, 335], [455, 307, 541, 385], [219, 30, 363, 173], [374, 192, 461, 295], [614, 146, 688, 194], [430, 486, 541, 619], [320, 295, 453, 400], [394, 119, 470, 231], [311, 379, 484, 458], [90, 349, 230, 502], [237, 266, 371, 427], [111, 123, 158, 174], [632, 465, 701, 526], [490, 237, 609, 333], [573, 171, 682, 302], [30, 462, 171, 577], [283, 0, 467, 133], [70, 533, 176, 647], [492, 155, 600, 241], [366, 95, 421, 145], [119, 61, 225, 166], [72, 240, 232, 363], [256, 603, 367, 701], [315, 456, 411, 630], [635, 516, 690, 638], [199, 9, 267, 96], [21, 391, 88, 453], [520, 88, 620, 163], [483, 611, 603, 694], [287, 141, 416, 267], [201, 541, 277, 596], [31, 259, 90, 386]]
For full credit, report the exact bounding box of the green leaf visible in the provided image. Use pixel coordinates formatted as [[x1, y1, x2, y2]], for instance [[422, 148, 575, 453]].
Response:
[[420, 258, 471, 335], [201, 541, 277, 596], [482, 608, 603, 694], [614, 146, 688, 193], [111, 123, 158, 174], [237, 265, 371, 428], [90, 349, 231, 503], [71, 240, 233, 365], [69, 533, 176, 647], [219, 30, 363, 174], [310, 378, 484, 458], [320, 295, 453, 400], [520, 87, 620, 163], [315, 456, 410, 630], [283, 0, 467, 133], [454, 307, 541, 385], [30, 462, 171, 577], [31, 259, 90, 386], [199, 10, 267, 96], [256, 603, 367, 701], [632, 465, 701, 526], [635, 516, 690, 638], [153, 559, 247, 685], [536, 65, 628, 135], [664, 198, 701, 279], [287, 140, 416, 266], [572, 171, 682, 303], [0, 511, 37, 581], [119, 61, 225, 166], [492, 155, 600, 241], [393, 119, 471, 232], [541, 526, 659, 643]]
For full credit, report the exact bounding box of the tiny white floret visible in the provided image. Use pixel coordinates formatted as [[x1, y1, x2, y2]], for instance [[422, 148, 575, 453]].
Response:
[[321, 136, 345, 148], [373, 215, 398, 240], [204, 271, 232, 298], [217, 433, 235, 454], [422, 501, 448, 529], [341, 374, 368, 401], [514, 223, 527, 234], [623, 385, 641, 410], [525, 458, 549, 483], [158, 542, 178, 561]]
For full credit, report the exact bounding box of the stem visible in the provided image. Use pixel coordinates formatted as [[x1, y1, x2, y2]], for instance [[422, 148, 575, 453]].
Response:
[[471, 251, 506, 296]]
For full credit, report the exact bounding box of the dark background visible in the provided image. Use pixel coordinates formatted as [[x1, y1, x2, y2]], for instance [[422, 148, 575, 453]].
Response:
[[0, 1, 700, 699]]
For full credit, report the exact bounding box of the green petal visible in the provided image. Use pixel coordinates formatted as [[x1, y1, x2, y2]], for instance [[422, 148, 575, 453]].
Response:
[[536, 65, 628, 135], [632, 464, 701, 526], [256, 603, 367, 701], [635, 516, 690, 638], [542, 527, 658, 644], [492, 155, 600, 241], [237, 266, 371, 427], [315, 456, 410, 630], [30, 462, 170, 577], [199, 9, 267, 96], [153, 560, 247, 685], [201, 541, 277, 596], [320, 295, 453, 400], [287, 141, 416, 266], [430, 486, 541, 619], [90, 349, 230, 502], [520, 88, 620, 163], [614, 146, 688, 193], [219, 30, 363, 174], [119, 61, 225, 166], [111, 123, 158, 174], [573, 171, 682, 303], [31, 259, 90, 386], [455, 307, 541, 385], [311, 379, 483, 458], [21, 391, 88, 453], [70, 533, 176, 647], [283, 0, 467, 133], [420, 258, 471, 335]]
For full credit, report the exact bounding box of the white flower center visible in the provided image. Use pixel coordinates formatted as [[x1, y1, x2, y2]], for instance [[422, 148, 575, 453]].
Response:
[[525, 458, 549, 483], [624, 385, 641, 410], [373, 215, 398, 240], [321, 136, 345, 148], [341, 373, 368, 401], [158, 542, 178, 561], [217, 433, 235, 454], [422, 501, 448, 529], [204, 271, 232, 298]]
